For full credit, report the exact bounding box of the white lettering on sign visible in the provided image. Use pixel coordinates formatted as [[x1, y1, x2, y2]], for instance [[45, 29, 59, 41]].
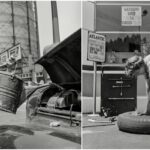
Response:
[[87, 32, 105, 62], [122, 6, 142, 26]]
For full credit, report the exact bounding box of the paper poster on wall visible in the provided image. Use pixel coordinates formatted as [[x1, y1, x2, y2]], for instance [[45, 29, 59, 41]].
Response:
[[122, 6, 142, 26]]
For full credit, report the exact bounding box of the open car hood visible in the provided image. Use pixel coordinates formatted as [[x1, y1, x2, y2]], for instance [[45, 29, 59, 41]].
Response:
[[36, 29, 81, 89]]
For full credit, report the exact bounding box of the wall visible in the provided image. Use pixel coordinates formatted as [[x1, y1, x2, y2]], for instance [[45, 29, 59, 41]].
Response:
[[82, 1, 147, 113]]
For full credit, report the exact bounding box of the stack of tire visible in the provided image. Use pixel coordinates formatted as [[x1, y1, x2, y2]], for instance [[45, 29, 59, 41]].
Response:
[[117, 111, 150, 134]]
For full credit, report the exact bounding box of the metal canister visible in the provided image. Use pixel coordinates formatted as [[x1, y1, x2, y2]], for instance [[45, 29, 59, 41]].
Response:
[[0, 71, 23, 113]]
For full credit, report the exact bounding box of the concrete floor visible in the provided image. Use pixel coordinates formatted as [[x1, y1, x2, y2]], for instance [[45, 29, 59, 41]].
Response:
[[83, 114, 150, 149], [0, 102, 81, 149]]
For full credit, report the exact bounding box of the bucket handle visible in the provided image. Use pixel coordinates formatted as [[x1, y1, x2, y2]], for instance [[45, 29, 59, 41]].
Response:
[[0, 56, 18, 74], [7, 56, 18, 79], [11, 62, 17, 76], [9, 60, 19, 80]]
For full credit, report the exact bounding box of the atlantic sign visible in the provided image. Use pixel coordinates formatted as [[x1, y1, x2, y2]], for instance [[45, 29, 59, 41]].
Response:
[[87, 32, 105, 62]]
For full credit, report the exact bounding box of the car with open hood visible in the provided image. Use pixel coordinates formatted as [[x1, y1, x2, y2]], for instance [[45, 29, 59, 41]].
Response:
[[25, 29, 81, 141]]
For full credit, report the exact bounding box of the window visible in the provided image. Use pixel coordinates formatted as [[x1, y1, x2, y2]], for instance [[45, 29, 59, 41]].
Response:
[[96, 2, 150, 64], [96, 2, 150, 32]]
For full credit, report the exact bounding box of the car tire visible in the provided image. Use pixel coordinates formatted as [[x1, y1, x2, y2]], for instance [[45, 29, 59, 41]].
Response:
[[117, 111, 150, 134]]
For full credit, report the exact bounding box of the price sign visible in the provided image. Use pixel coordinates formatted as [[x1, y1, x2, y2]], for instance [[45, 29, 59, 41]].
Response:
[[87, 32, 105, 62], [8, 44, 21, 61]]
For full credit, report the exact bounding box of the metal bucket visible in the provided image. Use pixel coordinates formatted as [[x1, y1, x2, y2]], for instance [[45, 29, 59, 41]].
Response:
[[0, 71, 23, 113]]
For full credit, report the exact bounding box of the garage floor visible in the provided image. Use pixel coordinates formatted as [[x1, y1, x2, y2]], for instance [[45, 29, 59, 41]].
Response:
[[82, 114, 150, 149]]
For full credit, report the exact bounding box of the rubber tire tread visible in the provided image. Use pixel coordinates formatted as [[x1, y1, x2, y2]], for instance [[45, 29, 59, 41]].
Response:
[[117, 111, 150, 134]]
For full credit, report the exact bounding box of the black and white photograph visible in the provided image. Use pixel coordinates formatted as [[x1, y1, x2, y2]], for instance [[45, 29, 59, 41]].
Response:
[[2, 0, 150, 149], [82, 1, 150, 149], [0, 1, 81, 149]]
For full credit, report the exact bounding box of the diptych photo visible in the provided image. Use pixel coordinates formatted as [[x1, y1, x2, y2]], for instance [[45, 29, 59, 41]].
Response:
[[0, 0, 150, 149]]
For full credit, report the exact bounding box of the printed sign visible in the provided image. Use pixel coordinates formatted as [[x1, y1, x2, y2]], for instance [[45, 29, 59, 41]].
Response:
[[8, 44, 21, 61], [122, 6, 142, 26], [0, 52, 8, 66], [87, 32, 105, 62], [0, 44, 21, 66]]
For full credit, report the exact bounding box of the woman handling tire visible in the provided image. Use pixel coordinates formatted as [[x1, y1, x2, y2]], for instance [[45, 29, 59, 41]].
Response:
[[117, 55, 150, 134]]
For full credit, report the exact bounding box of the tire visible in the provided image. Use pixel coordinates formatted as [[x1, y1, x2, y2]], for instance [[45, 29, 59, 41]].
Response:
[[117, 111, 150, 134]]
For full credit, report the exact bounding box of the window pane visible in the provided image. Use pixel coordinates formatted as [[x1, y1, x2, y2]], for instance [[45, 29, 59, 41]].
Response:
[[96, 3, 150, 32]]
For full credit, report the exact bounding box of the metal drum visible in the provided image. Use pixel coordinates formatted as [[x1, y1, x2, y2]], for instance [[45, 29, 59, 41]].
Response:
[[0, 71, 23, 113]]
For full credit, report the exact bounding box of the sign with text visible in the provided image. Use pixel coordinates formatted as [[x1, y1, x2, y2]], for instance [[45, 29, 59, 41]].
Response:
[[0, 44, 21, 66], [8, 44, 21, 61], [87, 32, 105, 62], [0, 52, 8, 66], [122, 6, 142, 26]]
